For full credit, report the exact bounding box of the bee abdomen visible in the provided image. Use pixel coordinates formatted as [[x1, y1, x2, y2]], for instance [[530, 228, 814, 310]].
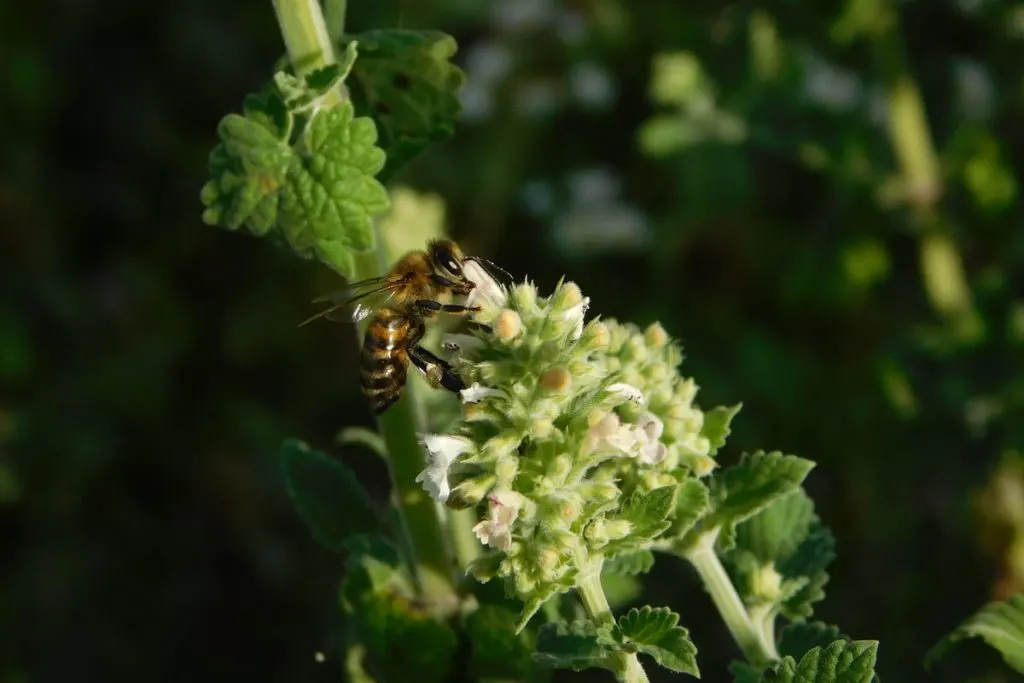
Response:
[[360, 313, 411, 414]]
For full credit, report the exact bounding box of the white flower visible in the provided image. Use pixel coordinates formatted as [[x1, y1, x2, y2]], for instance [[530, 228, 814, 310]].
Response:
[[606, 383, 646, 405], [472, 490, 522, 551], [415, 435, 473, 502], [461, 383, 503, 404], [464, 259, 509, 309], [563, 296, 590, 341], [583, 412, 637, 456], [633, 412, 667, 465]]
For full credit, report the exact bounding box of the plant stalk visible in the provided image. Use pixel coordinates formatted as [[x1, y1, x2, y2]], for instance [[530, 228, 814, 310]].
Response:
[[272, 0, 456, 601], [578, 569, 650, 683], [685, 538, 777, 665]]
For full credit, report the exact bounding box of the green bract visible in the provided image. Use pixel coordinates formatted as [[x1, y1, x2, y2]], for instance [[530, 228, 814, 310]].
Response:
[[200, 43, 390, 277]]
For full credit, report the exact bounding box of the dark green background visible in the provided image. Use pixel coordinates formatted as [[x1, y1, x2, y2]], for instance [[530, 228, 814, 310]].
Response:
[[2, 0, 1022, 681]]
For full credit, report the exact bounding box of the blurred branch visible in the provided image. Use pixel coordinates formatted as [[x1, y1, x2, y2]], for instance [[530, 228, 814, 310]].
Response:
[[873, 9, 977, 331]]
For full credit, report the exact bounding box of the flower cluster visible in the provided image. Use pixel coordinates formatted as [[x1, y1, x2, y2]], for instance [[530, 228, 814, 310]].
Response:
[[415, 266, 725, 626]]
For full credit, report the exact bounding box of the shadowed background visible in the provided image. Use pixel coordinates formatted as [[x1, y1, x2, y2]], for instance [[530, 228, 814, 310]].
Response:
[[2, 0, 1023, 681]]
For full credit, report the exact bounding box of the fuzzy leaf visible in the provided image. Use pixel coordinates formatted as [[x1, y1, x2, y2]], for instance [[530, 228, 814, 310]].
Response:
[[762, 641, 878, 683], [534, 621, 611, 672], [778, 521, 836, 620], [602, 605, 700, 676], [467, 605, 546, 681], [707, 451, 815, 551], [702, 403, 742, 455], [730, 660, 763, 683], [605, 549, 656, 576], [606, 485, 679, 555], [281, 439, 379, 551], [735, 489, 815, 563], [779, 622, 848, 660], [925, 594, 1024, 673], [345, 29, 465, 179], [669, 478, 711, 542], [201, 62, 389, 278]]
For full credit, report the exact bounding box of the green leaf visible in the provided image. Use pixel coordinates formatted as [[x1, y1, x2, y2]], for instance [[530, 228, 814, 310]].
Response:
[[201, 67, 390, 277], [602, 605, 700, 676], [605, 549, 656, 576], [707, 451, 815, 551], [668, 478, 710, 545], [466, 605, 547, 681], [534, 621, 611, 672], [336, 426, 387, 459], [925, 593, 1024, 673], [779, 622, 847, 660], [281, 439, 379, 551], [762, 641, 877, 683], [702, 403, 742, 456], [778, 521, 836, 620], [735, 489, 815, 563], [605, 485, 679, 555], [602, 572, 643, 610], [730, 660, 763, 683], [345, 29, 465, 180]]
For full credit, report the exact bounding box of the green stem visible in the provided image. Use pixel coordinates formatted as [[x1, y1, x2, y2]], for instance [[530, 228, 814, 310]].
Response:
[[272, 0, 456, 601], [449, 507, 482, 570], [323, 0, 347, 42], [578, 568, 650, 683], [685, 538, 777, 666]]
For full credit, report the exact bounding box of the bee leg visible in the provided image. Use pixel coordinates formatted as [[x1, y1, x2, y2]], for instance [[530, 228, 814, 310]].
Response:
[[409, 345, 466, 394], [413, 300, 482, 317]]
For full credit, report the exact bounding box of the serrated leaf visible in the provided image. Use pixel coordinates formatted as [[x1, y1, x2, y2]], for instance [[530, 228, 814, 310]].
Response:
[[778, 522, 836, 620], [281, 439, 379, 551], [708, 451, 815, 551], [345, 29, 465, 180], [736, 489, 815, 563], [668, 478, 710, 545], [534, 621, 611, 671], [605, 549, 656, 576], [925, 594, 1024, 673], [606, 605, 700, 676], [779, 622, 848, 660], [466, 605, 547, 681], [702, 403, 742, 455], [605, 485, 679, 555], [202, 74, 389, 278], [773, 640, 877, 683]]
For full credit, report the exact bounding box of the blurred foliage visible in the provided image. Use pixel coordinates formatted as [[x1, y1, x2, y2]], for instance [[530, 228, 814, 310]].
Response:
[[2, 0, 1023, 682]]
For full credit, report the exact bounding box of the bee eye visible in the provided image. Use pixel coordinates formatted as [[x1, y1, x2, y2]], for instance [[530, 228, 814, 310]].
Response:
[[441, 254, 462, 275]]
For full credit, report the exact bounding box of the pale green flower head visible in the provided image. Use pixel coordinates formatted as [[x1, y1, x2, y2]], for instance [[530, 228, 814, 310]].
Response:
[[418, 269, 731, 629]]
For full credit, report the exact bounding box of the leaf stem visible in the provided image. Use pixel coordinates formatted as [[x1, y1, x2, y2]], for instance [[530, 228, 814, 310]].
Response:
[[577, 568, 650, 683], [324, 0, 347, 42], [685, 537, 778, 666], [272, 0, 456, 602]]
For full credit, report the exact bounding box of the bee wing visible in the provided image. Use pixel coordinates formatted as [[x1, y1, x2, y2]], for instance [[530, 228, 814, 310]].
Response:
[[465, 256, 515, 287], [298, 276, 406, 327]]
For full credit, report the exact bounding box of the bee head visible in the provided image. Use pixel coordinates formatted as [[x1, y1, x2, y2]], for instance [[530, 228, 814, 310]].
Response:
[[429, 239, 475, 294]]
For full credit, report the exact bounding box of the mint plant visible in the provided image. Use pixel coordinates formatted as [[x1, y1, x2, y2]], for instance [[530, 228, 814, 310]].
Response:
[[200, 2, 888, 682]]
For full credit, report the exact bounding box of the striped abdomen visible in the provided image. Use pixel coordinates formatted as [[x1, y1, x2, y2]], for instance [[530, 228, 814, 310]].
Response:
[[360, 310, 415, 414]]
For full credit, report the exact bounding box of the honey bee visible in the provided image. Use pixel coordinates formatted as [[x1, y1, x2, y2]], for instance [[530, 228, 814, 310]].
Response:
[[300, 239, 503, 414]]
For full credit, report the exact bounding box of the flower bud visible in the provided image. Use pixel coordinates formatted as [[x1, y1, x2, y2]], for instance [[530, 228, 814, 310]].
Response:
[[604, 519, 633, 540], [751, 564, 783, 601], [540, 367, 572, 393], [553, 281, 583, 311], [494, 455, 519, 483], [644, 322, 669, 347], [495, 309, 523, 341], [448, 475, 496, 508], [581, 320, 610, 350], [531, 419, 554, 439]]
